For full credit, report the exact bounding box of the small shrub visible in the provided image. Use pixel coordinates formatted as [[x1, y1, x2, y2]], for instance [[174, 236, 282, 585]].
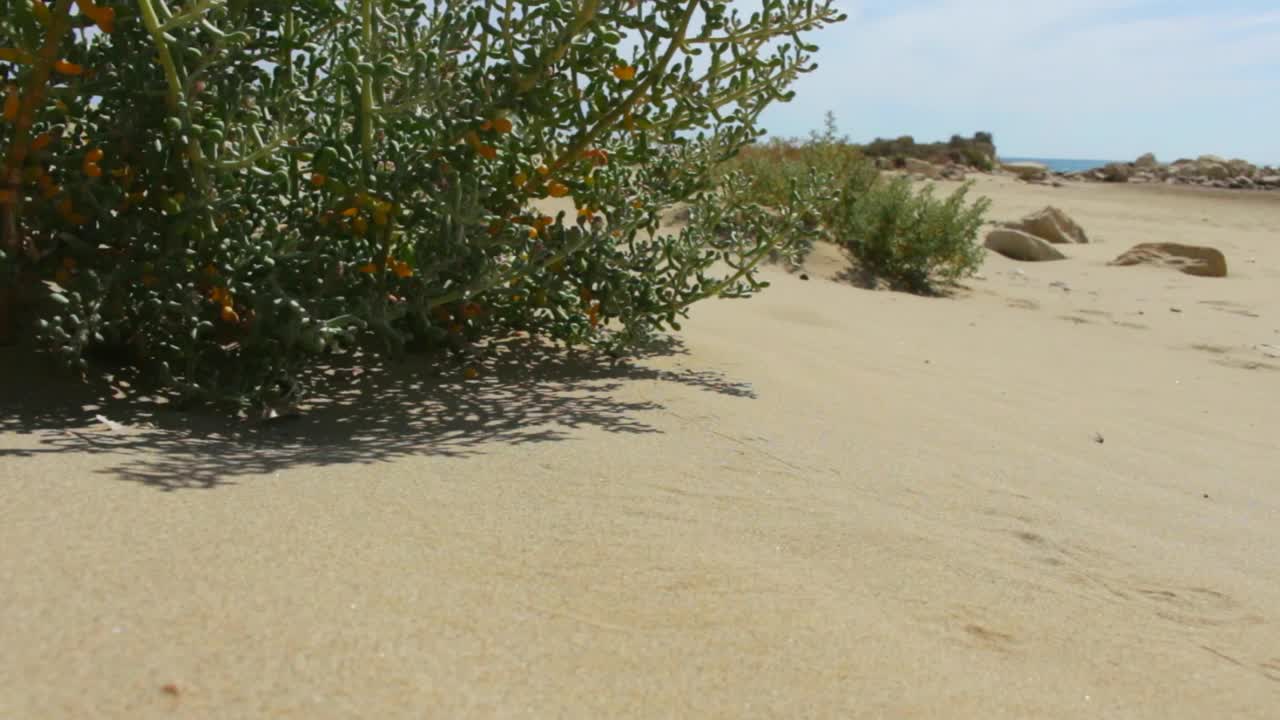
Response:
[[832, 176, 990, 292], [724, 114, 992, 292]]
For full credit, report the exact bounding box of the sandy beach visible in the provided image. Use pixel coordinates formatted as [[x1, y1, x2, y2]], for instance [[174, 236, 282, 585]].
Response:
[[3, 174, 1279, 717]]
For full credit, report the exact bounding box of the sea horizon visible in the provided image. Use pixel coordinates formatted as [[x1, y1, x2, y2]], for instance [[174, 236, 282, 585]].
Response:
[[999, 157, 1115, 173]]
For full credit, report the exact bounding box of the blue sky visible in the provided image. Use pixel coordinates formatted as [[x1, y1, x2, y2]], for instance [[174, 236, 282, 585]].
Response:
[[757, 0, 1280, 164]]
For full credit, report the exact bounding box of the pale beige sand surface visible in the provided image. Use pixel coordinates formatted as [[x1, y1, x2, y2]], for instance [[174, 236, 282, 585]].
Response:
[[3, 175, 1279, 718]]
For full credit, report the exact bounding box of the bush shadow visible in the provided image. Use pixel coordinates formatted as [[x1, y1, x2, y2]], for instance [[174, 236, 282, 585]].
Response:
[[0, 335, 754, 491]]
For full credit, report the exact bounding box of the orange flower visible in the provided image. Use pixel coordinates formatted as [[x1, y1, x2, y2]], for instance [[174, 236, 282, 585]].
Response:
[[583, 148, 609, 166], [391, 260, 413, 278], [310, 173, 327, 188], [476, 143, 497, 160], [31, 133, 53, 151], [513, 171, 527, 188], [526, 227, 538, 239], [488, 218, 505, 235], [357, 262, 378, 274], [612, 65, 636, 81], [547, 181, 570, 198], [75, 0, 115, 33], [461, 302, 483, 319], [536, 164, 550, 176], [84, 162, 102, 178], [492, 117, 513, 133], [479, 120, 493, 132], [85, 148, 104, 163], [53, 60, 84, 76], [534, 215, 554, 228], [464, 367, 479, 380], [341, 206, 359, 217], [208, 286, 232, 307], [220, 305, 240, 323], [352, 216, 368, 234]]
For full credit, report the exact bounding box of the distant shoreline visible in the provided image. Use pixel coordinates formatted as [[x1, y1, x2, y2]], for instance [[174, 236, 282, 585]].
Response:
[[999, 157, 1114, 173]]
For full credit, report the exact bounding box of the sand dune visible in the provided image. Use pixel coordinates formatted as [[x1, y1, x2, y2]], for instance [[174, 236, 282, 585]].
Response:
[[3, 175, 1279, 718]]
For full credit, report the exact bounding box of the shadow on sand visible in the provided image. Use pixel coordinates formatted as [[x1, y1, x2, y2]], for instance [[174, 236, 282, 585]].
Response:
[[0, 336, 754, 491]]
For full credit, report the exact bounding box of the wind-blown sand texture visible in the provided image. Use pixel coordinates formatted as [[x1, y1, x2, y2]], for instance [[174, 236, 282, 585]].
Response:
[[3, 175, 1279, 718]]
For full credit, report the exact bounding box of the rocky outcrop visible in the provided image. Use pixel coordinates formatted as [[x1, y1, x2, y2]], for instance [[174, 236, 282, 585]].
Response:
[[1099, 162, 1132, 182], [1054, 153, 1276, 192], [1000, 206, 1089, 244], [1002, 162, 1048, 182], [1108, 243, 1227, 278], [984, 229, 1067, 262], [859, 132, 997, 172], [903, 157, 942, 179]]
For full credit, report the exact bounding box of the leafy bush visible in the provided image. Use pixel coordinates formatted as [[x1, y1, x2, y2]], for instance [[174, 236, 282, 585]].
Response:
[[717, 112, 877, 256], [831, 176, 990, 293], [725, 114, 992, 291], [0, 0, 844, 409]]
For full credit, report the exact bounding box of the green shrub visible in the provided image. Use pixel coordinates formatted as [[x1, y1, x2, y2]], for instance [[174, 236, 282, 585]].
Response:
[[832, 176, 990, 292], [0, 0, 844, 409], [722, 115, 991, 292]]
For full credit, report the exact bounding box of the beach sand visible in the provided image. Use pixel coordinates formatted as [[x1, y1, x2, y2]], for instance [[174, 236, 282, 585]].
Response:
[[3, 175, 1279, 718]]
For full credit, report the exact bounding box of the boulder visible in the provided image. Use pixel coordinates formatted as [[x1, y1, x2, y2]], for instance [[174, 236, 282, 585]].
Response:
[[1257, 175, 1280, 188], [1001, 205, 1089, 244], [1134, 152, 1158, 168], [1197, 154, 1227, 165], [1108, 243, 1227, 278], [1002, 161, 1049, 181], [1230, 176, 1255, 190], [1199, 162, 1230, 181], [1226, 158, 1257, 177], [984, 229, 1068, 262], [903, 157, 942, 179], [939, 164, 967, 180], [1100, 162, 1133, 182]]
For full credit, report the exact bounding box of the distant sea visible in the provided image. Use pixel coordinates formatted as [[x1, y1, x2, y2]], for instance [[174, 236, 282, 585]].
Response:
[[999, 157, 1114, 173]]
